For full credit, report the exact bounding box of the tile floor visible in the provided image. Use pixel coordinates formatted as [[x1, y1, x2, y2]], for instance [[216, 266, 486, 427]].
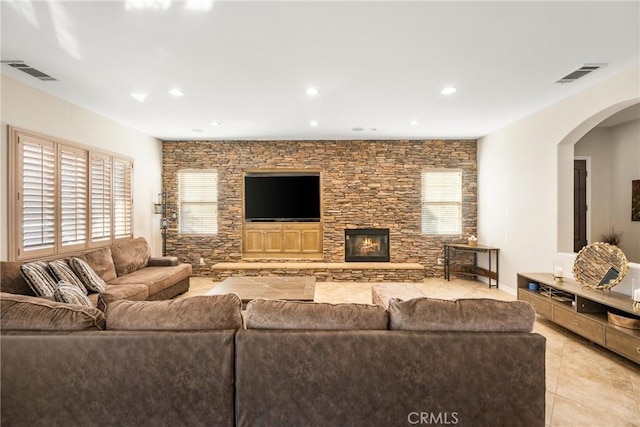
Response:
[[185, 276, 640, 427]]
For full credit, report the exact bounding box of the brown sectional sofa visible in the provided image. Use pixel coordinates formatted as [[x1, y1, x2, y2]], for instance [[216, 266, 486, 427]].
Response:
[[0, 295, 546, 427], [0, 237, 192, 312]]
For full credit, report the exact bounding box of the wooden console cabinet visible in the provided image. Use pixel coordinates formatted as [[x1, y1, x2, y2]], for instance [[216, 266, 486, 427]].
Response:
[[243, 222, 322, 258], [517, 273, 640, 364]]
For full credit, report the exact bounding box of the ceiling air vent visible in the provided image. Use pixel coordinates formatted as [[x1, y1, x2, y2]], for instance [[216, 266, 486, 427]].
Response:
[[1, 61, 57, 81], [555, 63, 606, 84]]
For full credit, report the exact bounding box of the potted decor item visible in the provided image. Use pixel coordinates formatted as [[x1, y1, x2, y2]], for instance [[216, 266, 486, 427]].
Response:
[[601, 228, 622, 246], [468, 235, 478, 247]]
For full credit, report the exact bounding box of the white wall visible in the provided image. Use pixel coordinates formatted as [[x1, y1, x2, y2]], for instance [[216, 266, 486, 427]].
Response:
[[478, 66, 640, 296], [575, 120, 640, 262], [0, 75, 164, 259]]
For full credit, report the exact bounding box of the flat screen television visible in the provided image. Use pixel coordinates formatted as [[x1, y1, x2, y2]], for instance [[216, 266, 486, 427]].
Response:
[[244, 173, 321, 222]]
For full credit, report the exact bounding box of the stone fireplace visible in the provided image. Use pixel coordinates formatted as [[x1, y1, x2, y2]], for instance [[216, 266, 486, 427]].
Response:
[[345, 228, 390, 262]]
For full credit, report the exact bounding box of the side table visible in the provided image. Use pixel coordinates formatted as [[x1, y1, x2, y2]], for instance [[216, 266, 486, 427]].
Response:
[[444, 243, 500, 288]]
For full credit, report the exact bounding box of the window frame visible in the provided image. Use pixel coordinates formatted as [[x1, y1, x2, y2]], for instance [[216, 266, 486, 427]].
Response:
[[421, 169, 463, 236], [8, 127, 134, 261]]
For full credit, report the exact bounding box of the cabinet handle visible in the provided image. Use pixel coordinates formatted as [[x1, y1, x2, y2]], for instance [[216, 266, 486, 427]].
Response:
[[573, 320, 579, 326], [637, 347, 640, 355]]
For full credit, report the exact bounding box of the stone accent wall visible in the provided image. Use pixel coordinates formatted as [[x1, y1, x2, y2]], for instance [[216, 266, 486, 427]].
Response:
[[162, 140, 477, 277]]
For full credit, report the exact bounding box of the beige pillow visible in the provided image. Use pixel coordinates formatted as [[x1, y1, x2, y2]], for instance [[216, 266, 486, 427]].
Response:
[[105, 294, 243, 330], [388, 297, 535, 332], [245, 299, 389, 330], [0, 292, 105, 331], [110, 237, 151, 276]]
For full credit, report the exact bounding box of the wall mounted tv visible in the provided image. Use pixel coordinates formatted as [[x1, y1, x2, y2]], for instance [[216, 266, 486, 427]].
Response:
[[244, 172, 321, 222]]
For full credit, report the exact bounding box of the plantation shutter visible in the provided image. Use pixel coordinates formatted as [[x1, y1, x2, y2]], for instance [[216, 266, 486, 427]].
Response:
[[421, 170, 462, 235], [113, 158, 132, 239], [20, 138, 56, 254], [91, 154, 112, 243], [59, 145, 87, 248], [178, 170, 218, 234]]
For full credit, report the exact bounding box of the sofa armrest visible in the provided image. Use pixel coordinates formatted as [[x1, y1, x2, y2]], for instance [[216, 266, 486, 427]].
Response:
[[148, 256, 179, 267]]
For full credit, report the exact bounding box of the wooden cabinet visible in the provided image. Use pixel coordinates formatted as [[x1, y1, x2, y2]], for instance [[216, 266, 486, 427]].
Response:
[[517, 273, 640, 364], [244, 222, 322, 258]]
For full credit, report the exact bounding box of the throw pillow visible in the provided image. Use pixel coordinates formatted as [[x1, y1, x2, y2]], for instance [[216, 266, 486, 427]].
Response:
[[49, 260, 88, 294], [19, 261, 58, 297], [53, 281, 93, 307], [388, 297, 536, 332], [0, 292, 105, 330], [245, 299, 389, 330], [105, 294, 243, 330], [69, 257, 107, 293]]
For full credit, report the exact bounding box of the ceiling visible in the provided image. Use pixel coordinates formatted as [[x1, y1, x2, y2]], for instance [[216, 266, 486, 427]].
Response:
[[2, 1, 639, 141]]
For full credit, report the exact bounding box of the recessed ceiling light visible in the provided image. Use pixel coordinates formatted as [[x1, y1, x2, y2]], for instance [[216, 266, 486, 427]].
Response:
[[131, 92, 147, 102], [211, 121, 222, 127], [410, 120, 419, 126], [169, 88, 184, 97], [310, 120, 318, 127], [307, 87, 319, 96], [441, 87, 457, 95]]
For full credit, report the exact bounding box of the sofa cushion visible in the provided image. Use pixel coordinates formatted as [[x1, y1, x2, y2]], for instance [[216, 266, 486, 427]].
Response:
[[0, 292, 106, 330], [110, 237, 151, 277], [77, 247, 117, 282], [69, 257, 107, 293], [388, 297, 536, 332], [106, 264, 192, 297], [1, 261, 35, 296], [245, 299, 389, 330], [49, 260, 88, 294], [105, 294, 243, 330], [53, 281, 93, 307], [20, 262, 58, 297], [96, 284, 149, 312]]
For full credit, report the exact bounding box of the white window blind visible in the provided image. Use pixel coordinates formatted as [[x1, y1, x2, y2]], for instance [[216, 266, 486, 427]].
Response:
[[421, 170, 462, 235], [178, 170, 218, 235], [9, 127, 134, 261], [21, 139, 56, 253], [60, 146, 87, 247], [113, 159, 132, 239], [91, 154, 112, 242]]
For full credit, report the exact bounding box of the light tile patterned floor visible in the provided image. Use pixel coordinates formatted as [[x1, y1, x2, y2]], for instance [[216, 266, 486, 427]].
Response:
[[186, 276, 640, 427]]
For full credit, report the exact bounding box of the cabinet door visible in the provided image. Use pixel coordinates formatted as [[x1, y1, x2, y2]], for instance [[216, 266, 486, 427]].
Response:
[[282, 229, 302, 252], [300, 228, 321, 252], [263, 228, 283, 252], [244, 229, 265, 253]]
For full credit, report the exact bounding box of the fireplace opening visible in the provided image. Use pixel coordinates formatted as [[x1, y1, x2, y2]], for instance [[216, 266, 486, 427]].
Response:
[[345, 228, 390, 262]]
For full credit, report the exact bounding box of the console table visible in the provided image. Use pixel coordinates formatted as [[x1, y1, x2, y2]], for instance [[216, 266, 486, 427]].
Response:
[[444, 243, 499, 288], [517, 273, 640, 364]]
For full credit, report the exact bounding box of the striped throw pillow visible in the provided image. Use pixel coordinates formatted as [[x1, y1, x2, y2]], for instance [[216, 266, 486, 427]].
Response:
[[49, 260, 88, 295], [20, 261, 58, 297], [69, 257, 107, 293], [53, 281, 93, 307]]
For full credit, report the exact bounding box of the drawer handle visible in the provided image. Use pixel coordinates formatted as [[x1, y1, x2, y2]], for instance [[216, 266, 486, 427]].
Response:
[[573, 320, 579, 326], [637, 347, 640, 355]]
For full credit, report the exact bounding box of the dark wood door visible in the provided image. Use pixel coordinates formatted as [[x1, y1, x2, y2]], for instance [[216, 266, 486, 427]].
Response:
[[574, 160, 588, 252]]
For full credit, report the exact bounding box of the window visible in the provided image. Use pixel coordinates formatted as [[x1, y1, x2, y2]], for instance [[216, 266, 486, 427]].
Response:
[[113, 158, 133, 239], [421, 170, 462, 235], [178, 170, 218, 235], [8, 127, 133, 261]]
